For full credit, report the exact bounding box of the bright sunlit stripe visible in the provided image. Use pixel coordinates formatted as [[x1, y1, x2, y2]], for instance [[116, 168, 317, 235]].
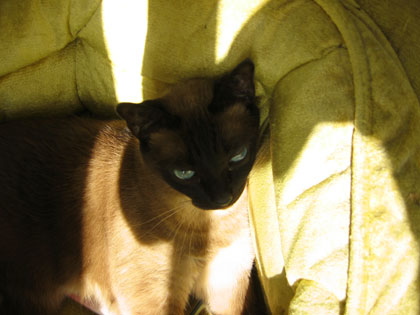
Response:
[[278, 121, 354, 206], [214, 1, 268, 63], [101, 0, 148, 103]]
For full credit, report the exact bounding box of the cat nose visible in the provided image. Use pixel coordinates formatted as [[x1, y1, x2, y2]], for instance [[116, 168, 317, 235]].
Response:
[[214, 193, 233, 207]]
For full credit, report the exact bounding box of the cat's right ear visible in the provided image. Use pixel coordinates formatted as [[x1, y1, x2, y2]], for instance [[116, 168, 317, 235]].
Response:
[[117, 100, 176, 142]]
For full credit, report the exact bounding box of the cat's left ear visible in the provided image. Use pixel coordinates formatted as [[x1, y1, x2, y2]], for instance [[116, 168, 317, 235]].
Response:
[[116, 100, 177, 142]]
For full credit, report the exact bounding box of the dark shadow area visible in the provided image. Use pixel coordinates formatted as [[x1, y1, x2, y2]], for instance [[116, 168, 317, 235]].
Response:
[[0, 117, 102, 314], [242, 263, 270, 315], [0, 1, 116, 314]]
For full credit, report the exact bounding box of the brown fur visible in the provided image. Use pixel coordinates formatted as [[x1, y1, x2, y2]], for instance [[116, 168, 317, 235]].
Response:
[[0, 60, 262, 314]]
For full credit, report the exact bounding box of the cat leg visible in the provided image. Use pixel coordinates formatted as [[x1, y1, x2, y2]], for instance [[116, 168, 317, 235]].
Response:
[[109, 263, 194, 315], [193, 235, 254, 315], [109, 284, 190, 315]]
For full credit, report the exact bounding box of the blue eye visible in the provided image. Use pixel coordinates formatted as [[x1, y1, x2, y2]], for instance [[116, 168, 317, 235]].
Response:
[[230, 146, 248, 163], [173, 169, 195, 180]]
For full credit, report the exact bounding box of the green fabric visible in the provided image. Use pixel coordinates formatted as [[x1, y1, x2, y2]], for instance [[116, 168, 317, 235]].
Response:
[[1, 0, 420, 314]]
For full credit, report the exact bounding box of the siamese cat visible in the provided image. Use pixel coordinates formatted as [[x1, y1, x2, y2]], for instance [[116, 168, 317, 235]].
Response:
[[0, 60, 261, 315]]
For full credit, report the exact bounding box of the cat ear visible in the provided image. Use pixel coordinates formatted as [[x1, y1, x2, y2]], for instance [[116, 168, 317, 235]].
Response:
[[210, 59, 256, 113], [117, 100, 177, 142], [228, 58, 255, 100]]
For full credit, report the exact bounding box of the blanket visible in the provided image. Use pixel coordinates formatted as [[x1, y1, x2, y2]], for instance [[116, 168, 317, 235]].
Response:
[[1, 0, 420, 314]]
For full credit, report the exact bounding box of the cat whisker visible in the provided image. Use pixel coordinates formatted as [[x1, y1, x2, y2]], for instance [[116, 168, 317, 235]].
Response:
[[188, 212, 196, 258], [143, 198, 193, 234], [178, 217, 189, 261], [169, 217, 185, 256], [185, 211, 196, 255], [132, 204, 185, 228], [143, 209, 181, 235], [128, 199, 193, 241]]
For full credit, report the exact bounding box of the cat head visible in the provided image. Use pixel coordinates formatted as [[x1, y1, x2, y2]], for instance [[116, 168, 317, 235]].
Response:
[[117, 59, 259, 210]]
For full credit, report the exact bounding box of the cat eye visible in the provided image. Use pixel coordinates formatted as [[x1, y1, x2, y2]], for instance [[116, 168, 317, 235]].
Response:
[[173, 169, 195, 180], [230, 146, 248, 163]]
